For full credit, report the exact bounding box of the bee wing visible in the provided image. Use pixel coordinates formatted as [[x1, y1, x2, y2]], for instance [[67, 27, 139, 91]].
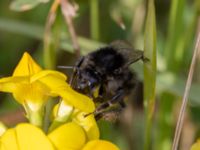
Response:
[[110, 40, 144, 65]]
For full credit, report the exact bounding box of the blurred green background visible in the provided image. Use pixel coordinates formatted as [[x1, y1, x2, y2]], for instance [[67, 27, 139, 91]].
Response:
[[0, 0, 200, 150]]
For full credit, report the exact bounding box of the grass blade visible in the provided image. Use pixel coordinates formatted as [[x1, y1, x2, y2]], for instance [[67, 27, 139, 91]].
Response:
[[164, 0, 186, 72], [90, 0, 99, 40], [143, 0, 157, 149], [0, 18, 43, 39], [0, 18, 103, 52]]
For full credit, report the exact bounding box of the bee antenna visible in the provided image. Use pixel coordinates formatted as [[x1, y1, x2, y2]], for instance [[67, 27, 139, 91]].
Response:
[[57, 66, 76, 69]]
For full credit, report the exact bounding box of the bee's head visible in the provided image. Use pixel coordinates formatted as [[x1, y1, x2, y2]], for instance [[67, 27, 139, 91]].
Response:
[[76, 68, 101, 91]]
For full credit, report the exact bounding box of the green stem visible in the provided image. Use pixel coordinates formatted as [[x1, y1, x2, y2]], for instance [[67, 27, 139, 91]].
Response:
[[42, 1, 60, 131], [48, 114, 72, 132], [43, 99, 56, 133], [27, 108, 44, 128], [43, 0, 60, 69], [90, 0, 99, 40], [43, 40, 56, 69]]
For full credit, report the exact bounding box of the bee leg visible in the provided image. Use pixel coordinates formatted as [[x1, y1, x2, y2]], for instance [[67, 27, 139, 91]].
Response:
[[94, 112, 104, 120], [93, 84, 104, 103], [95, 90, 124, 114], [85, 91, 124, 120], [87, 82, 95, 99], [98, 84, 104, 99], [95, 108, 123, 121], [70, 56, 84, 87]]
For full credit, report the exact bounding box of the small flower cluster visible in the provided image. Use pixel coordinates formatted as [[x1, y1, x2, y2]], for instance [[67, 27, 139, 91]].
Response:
[[0, 52, 119, 150]]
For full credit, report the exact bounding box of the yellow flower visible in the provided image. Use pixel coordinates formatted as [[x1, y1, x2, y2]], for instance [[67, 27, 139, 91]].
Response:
[[82, 140, 120, 150], [191, 139, 200, 150], [50, 101, 99, 141], [72, 110, 99, 141], [0, 123, 54, 150], [0, 52, 67, 110], [0, 52, 94, 127], [0, 123, 120, 150], [0, 52, 120, 150]]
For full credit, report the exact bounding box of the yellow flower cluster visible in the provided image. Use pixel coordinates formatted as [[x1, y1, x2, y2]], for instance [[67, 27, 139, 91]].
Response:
[[0, 123, 119, 150], [0, 52, 120, 150]]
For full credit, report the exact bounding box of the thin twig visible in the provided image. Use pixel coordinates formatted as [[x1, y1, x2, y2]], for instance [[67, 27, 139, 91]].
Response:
[[44, 0, 60, 34], [61, 0, 80, 58], [172, 23, 200, 150]]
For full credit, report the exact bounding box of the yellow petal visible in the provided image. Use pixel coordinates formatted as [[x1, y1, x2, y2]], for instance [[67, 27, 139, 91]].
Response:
[[0, 128, 19, 150], [0, 122, 7, 137], [0, 76, 50, 111], [54, 87, 95, 113], [0, 76, 28, 93], [56, 101, 74, 119], [12, 81, 49, 107], [48, 102, 74, 132], [15, 123, 54, 150], [32, 71, 68, 96], [0, 140, 2, 150], [73, 110, 99, 141], [35, 72, 95, 112], [191, 139, 200, 150], [48, 122, 86, 150], [0, 124, 55, 150], [31, 70, 67, 83], [82, 140, 120, 150], [13, 52, 42, 76]]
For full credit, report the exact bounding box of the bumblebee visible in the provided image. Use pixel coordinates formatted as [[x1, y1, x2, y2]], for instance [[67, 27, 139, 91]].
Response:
[[65, 41, 146, 120]]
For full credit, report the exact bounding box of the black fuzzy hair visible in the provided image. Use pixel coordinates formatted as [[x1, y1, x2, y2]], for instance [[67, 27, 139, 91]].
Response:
[[91, 46, 125, 73]]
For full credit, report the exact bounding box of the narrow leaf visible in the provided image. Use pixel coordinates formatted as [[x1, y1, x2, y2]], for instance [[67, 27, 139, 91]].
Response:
[[143, 0, 157, 149], [164, 0, 186, 71]]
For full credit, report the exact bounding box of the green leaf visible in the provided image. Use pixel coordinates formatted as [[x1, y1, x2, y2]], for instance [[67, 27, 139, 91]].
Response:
[[0, 18, 44, 39], [157, 72, 200, 106], [0, 18, 104, 53], [10, 0, 50, 11], [164, 0, 186, 72], [143, 0, 157, 149], [154, 92, 174, 150], [60, 33, 105, 55]]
